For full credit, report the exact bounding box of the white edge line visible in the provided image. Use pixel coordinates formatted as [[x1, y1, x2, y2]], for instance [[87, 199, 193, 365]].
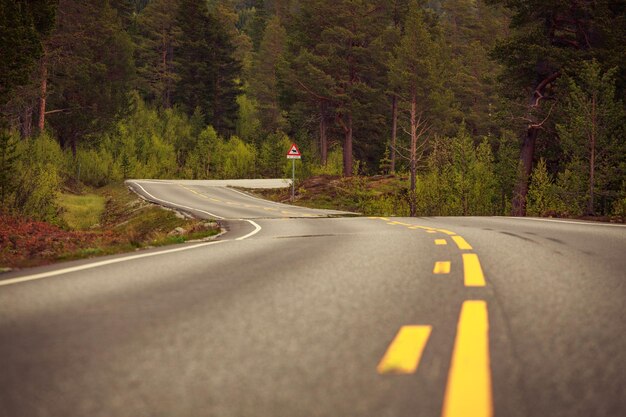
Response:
[[2, 188, 265, 287], [0, 240, 225, 287], [505, 216, 626, 228], [129, 181, 225, 220], [236, 220, 262, 240]]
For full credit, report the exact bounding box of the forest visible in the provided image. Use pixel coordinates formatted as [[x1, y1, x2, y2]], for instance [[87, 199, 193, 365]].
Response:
[[1, 0, 625, 222]]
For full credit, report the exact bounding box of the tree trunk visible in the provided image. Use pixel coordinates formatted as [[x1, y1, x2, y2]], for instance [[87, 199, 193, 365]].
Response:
[[511, 71, 561, 216], [390, 95, 398, 173], [38, 56, 48, 132], [409, 90, 417, 216], [20, 106, 33, 139], [511, 126, 538, 216], [319, 104, 328, 165], [588, 91, 596, 215], [342, 114, 353, 177], [162, 37, 172, 109]]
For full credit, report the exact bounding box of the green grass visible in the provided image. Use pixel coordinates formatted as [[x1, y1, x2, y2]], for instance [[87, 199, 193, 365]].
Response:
[[57, 193, 106, 230]]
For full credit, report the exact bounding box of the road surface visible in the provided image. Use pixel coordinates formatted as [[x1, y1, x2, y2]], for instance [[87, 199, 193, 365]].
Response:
[[1, 179, 625, 417]]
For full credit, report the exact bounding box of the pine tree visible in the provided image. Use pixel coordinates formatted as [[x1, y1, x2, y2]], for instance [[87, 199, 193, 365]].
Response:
[[388, 0, 443, 215], [249, 16, 288, 134], [556, 60, 625, 215], [174, 0, 241, 136], [0, 130, 19, 209], [290, 0, 388, 176], [489, 0, 626, 215], [0, 0, 57, 109], [136, 0, 180, 108], [44, 0, 135, 154], [527, 158, 561, 217]]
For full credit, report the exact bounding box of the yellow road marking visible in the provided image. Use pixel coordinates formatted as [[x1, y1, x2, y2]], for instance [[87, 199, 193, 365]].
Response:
[[433, 261, 451, 274], [451, 236, 472, 250], [462, 254, 486, 287], [435, 239, 447, 245], [377, 326, 432, 374], [441, 300, 492, 417], [210, 198, 222, 202], [436, 229, 457, 236], [427, 230, 437, 234]]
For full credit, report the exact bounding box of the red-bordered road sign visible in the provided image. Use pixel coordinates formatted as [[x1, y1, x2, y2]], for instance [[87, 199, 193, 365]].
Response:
[[286, 143, 302, 159]]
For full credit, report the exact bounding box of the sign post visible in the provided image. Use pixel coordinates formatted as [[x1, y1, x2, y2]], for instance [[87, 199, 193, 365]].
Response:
[[286, 143, 301, 202]]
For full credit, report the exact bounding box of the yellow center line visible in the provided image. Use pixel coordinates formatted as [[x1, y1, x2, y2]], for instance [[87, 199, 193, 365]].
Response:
[[377, 325, 432, 374], [435, 239, 447, 245], [462, 254, 486, 287], [441, 300, 492, 417], [426, 230, 438, 234], [435, 229, 457, 236], [433, 261, 451, 274], [451, 236, 473, 250]]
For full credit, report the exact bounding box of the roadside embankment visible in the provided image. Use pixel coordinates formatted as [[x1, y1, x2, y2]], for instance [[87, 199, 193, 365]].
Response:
[[0, 183, 219, 270]]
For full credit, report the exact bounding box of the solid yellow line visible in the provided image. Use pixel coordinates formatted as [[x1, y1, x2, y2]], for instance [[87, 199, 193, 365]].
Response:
[[427, 230, 437, 234], [433, 261, 451, 274], [441, 300, 492, 417], [435, 239, 447, 245], [462, 254, 486, 287], [377, 326, 432, 374], [451, 236, 473, 250]]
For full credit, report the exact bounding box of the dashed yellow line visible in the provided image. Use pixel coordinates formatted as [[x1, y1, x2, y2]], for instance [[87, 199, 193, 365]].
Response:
[[451, 236, 472, 250], [377, 326, 432, 374], [433, 261, 451, 274], [441, 300, 492, 417], [436, 229, 457, 236], [462, 254, 486, 287], [435, 239, 447, 245]]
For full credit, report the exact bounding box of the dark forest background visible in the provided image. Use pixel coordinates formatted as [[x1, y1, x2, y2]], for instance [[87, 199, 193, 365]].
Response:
[[1, 0, 625, 221]]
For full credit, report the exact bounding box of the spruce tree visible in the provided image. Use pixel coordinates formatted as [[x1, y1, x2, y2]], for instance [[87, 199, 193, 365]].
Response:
[[174, 0, 241, 136]]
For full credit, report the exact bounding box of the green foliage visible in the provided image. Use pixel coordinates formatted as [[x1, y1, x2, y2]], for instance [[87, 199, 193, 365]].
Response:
[[236, 95, 262, 143], [248, 15, 288, 134], [57, 192, 105, 230], [556, 60, 626, 215], [135, 0, 180, 108], [412, 127, 499, 216], [11, 133, 65, 222], [221, 136, 256, 179], [174, 0, 241, 136], [46, 0, 135, 150], [612, 181, 626, 219], [258, 131, 291, 178], [0, 0, 57, 107], [527, 159, 562, 217], [0, 130, 19, 208]]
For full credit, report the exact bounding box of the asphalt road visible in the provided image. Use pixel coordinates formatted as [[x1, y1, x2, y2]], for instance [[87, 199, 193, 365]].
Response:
[[1, 180, 625, 417]]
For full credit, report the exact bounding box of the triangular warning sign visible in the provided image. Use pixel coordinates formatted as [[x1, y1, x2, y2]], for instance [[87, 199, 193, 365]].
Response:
[[286, 143, 302, 159]]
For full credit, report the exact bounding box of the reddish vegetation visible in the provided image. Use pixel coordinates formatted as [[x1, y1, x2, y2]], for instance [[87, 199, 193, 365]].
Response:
[[0, 215, 119, 268]]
